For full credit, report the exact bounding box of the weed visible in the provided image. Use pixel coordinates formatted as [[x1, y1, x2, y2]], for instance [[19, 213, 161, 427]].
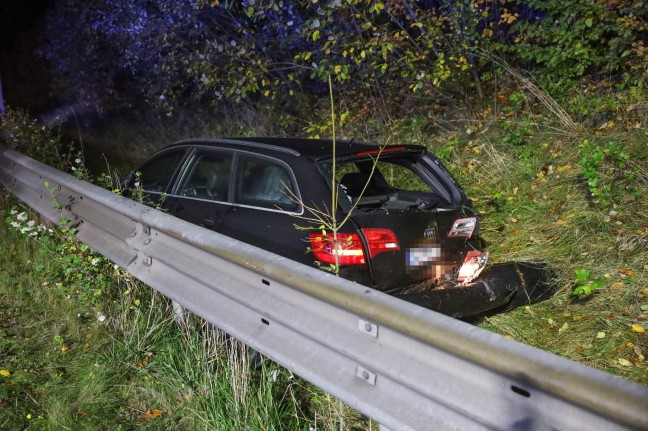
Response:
[[571, 268, 607, 297], [577, 139, 638, 207]]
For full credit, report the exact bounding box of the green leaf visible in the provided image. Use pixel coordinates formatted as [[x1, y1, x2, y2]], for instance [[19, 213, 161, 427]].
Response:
[[312, 30, 321, 42], [585, 18, 593, 28], [574, 268, 590, 283]]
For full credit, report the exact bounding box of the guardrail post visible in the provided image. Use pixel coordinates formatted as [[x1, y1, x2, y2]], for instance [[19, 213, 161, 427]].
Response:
[[172, 300, 193, 325]]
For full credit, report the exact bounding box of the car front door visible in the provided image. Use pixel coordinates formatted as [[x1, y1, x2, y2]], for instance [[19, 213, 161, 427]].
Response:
[[129, 147, 189, 207], [165, 148, 233, 230]]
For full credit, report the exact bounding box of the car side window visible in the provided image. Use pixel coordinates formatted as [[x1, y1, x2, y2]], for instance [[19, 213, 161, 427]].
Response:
[[175, 151, 232, 201], [235, 156, 298, 211], [138, 149, 186, 192]]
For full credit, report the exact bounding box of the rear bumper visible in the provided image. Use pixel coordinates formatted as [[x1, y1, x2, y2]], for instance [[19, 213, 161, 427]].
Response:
[[394, 262, 556, 318]]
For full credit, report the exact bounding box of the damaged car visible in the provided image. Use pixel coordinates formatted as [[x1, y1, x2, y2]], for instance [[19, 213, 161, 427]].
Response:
[[126, 138, 554, 318]]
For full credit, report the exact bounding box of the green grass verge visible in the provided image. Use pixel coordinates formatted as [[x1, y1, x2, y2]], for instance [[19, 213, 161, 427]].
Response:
[[436, 122, 648, 384], [0, 192, 371, 430]]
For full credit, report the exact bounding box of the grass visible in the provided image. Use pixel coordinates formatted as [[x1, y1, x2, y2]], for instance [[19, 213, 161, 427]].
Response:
[[436, 120, 648, 384], [0, 192, 368, 430]]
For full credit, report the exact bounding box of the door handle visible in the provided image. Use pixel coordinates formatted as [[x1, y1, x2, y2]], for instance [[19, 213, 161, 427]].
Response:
[[201, 219, 215, 227]]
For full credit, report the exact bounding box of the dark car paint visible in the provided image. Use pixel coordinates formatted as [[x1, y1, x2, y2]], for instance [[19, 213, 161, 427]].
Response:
[[128, 138, 555, 317]]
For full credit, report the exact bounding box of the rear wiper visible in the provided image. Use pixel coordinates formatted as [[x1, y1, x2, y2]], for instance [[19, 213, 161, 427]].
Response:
[[355, 194, 389, 206]]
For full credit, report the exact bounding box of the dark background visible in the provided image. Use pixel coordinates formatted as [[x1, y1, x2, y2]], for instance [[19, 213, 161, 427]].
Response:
[[0, 1, 56, 112]]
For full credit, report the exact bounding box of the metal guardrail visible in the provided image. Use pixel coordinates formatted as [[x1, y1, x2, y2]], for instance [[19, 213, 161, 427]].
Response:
[[1, 143, 647, 431]]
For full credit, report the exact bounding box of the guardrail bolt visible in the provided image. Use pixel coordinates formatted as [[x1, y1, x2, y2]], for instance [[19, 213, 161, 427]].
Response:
[[358, 319, 378, 337], [143, 226, 150, 235], [143, 256, 152, 266], [356, 366, 377, 386]]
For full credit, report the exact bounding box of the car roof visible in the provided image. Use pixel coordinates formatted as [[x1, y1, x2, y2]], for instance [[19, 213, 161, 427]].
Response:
[[169, 137, 425, 161]]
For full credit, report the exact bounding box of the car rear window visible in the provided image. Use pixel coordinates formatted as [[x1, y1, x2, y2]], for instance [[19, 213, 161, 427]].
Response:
[[322, 152, 455, 210]]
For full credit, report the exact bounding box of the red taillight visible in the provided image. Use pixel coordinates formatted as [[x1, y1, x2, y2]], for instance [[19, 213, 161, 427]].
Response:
[[309, 232, 366, 265], [309, 229, 400, 265], [361, 228, 400, 257]]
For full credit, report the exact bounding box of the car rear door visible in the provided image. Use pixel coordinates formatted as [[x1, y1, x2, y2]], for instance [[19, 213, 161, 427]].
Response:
[[218, 152, 310, 264]]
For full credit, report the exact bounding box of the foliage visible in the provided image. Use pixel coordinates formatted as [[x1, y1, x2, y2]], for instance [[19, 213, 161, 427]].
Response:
[[0, 109, 66, 168], [495, 0, 648, 92], [6, 209, 116, 305], [577, 139, 639, 207], [438, 114, 647, 383], [571, 268, 606, 297], [37, 0, 648, 136]]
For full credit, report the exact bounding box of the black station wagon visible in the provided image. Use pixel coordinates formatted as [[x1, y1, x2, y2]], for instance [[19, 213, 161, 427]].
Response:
[[127, 138, 552, 317]]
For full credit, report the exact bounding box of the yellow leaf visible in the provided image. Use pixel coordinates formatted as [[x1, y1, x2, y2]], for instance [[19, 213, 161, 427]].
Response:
[[631, 324, 645, 333], [618, 358, 633, 367], [596, 332, 606, 339], [60, 345, 69, 352], [0, 369, 10, 377]]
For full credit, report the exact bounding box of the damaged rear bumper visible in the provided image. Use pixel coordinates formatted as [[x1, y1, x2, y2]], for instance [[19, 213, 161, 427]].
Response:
[[394, 262, 556, 318]]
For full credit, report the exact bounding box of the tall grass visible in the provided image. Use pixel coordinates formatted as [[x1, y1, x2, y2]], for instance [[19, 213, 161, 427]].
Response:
[[436, 122, 648, 384], [0, 191, 368, 429]]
